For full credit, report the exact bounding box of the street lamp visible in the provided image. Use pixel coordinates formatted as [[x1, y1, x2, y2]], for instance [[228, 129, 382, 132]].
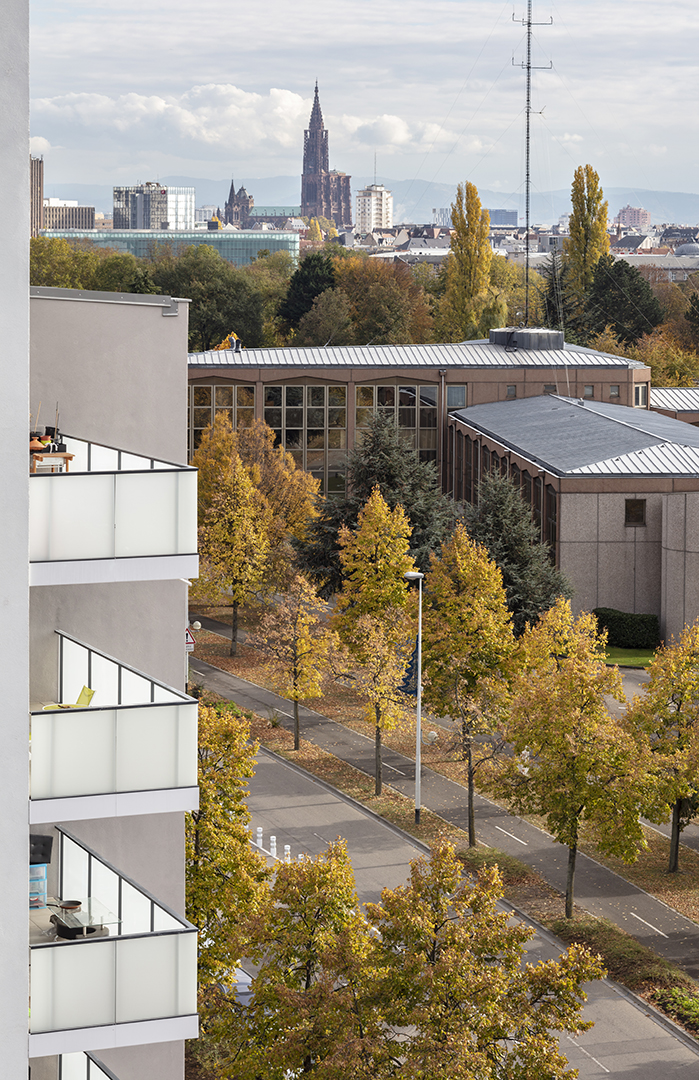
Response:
[[404, 570, 424, 825]]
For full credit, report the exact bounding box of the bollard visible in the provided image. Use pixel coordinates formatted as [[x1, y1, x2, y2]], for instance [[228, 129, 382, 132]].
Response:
[[298, 852, 304, 862], [284, 845, 291, 863], [256, 826, 263, 848], [270, 835, 277, 858]]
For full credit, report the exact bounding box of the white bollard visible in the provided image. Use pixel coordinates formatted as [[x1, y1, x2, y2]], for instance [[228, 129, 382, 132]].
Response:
[[256, 826, 263, 848], [284, 845, 291, 863], [270, 835, 277, 858], [298, 852, 304, 863]]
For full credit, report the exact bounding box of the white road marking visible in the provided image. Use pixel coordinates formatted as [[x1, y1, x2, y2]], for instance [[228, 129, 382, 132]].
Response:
[[495, 825, 528, 846], [313, 832, 330, 844], [384, 763, 406, 776], [630, 911, 669, 938], [566, 1036, 610, 1073]]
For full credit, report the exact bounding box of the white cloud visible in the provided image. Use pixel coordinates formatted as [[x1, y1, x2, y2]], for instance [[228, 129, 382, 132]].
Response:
[[29, 135, 53, 155]]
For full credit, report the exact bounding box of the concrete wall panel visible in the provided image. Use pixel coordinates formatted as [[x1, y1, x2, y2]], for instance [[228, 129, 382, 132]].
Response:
[[559, 494, 598, 544], [597, 541, 636, 611], [560, 541, 599, 613]]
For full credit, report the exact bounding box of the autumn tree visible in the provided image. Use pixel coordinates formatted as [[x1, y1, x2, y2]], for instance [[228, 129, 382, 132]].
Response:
[[626, 623, 699, 873], [490, 599, 643, 918], [198, 453, 272, 654], [422, 524, 515, 845], [239, 249, 295, 346], [435, 182, 496, 342], [30, 236, 99, 289], [583, 254, 663, 345], [248, 573, 335, 749], [278, 251, 336, 328], [295, 287, 355, 346], [462, 470, 572, 635], [630, 326, 699, 386], [191, 412, 237, 525], [368, 843, 604, 1079], [333, 257, 433, 345], [334, 488, 416, 793], [186, 703, 267, 994], [296, 413, 457, 597], [564, 165, 610, 299], [306, 217, 324, 244]]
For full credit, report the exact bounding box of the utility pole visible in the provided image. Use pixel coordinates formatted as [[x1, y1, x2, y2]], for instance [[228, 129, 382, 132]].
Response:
[[513, 0, 552, 325]]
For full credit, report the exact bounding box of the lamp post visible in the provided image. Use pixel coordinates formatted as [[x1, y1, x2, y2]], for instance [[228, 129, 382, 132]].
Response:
[[404, 570, 424, 824]]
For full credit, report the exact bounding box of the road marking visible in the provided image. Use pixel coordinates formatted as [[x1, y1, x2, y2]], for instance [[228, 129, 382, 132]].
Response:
[[495, 825, 528, 846], [384, 763, 406, 776], [630, 911, 669, 938], [313, 832, 330, 844], [566, 1036, 610, 1073]]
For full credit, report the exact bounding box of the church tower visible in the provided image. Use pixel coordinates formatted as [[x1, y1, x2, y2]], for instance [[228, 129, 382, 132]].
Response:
[[301, 83, 352, 229]]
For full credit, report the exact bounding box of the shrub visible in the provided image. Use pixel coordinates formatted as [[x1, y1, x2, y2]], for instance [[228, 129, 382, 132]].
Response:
[[593, 608, 660, 650]]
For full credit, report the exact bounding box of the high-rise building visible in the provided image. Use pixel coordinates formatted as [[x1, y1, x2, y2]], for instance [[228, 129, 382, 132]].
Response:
[[300, 83, 352, 229], [614, 204, 651, 231], [355, 184, 393, 233], [113, 183, 195, 230], [31, 155, 44, 236]]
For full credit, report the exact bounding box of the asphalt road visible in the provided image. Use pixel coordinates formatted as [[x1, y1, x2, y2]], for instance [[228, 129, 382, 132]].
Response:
[[248, 748, 699, 1078]]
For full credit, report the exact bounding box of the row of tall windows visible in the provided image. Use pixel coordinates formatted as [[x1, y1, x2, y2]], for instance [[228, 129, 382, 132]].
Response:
[[355, 384, 466, 463], [451, 428, 557, 552]]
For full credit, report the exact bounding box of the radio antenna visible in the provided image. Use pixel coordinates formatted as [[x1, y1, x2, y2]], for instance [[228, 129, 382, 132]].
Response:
[[513, 0, 552, 324]]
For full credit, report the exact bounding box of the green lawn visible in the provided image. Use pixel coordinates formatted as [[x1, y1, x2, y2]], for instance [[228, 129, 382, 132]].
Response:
[[606, 645, 655, 668]]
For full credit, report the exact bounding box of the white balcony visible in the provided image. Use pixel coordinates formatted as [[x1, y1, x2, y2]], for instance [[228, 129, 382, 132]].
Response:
[[30, 436, 198, 586], [31, 632, 198, 822], [58, 1051, 120, 1080], [30, 829, 198, 1057]]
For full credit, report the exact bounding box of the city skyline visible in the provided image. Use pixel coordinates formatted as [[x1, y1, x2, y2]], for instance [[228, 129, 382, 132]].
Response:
[[30, 0, 698, 205]]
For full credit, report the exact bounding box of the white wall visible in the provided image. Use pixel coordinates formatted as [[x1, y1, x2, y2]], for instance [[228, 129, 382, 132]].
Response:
[[0, 1, 31, 1076]]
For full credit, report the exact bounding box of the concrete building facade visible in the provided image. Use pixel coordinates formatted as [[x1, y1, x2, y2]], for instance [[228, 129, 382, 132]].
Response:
[[356, 184, 393, 233], [113, 184, 195, 231], [614, 204, 652, 231], [43, 200, 96, 230]]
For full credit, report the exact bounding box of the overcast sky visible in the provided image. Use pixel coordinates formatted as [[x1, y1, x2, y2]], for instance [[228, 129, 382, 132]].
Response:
[[30, 0, 699, 200]]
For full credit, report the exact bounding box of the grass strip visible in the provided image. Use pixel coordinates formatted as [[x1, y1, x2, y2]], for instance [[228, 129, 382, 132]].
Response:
[[605, 645, 654, 668]]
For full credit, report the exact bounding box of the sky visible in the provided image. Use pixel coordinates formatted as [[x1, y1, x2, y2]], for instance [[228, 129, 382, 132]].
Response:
[[30, 0, 699, 201]]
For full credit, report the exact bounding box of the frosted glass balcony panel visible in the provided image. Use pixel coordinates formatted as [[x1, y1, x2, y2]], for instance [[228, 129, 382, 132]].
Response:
[[90, 444, 119, 471], [31, 709, 116, 798], [62, 839, 89, 898], [61, 637, 90, 704], [117, 704, 197, 791], [120, 451, 150, 470], [63, 437, 88, 472], [115, 933, 197, 1024], [30, 474, 116, 562], [120, 880, 152, 936], [31, 941, 116, 1033], [29, 480, 51, 561], [153, 906, 183, 932], [91, 859, 120, 921], [119, 667, 152, 705], [177, 470, 198, 553], [90, 653, 119, 707], [153, 682, 182, 704], [60, 1053, 116, 1080], [115, 472, 178, 557]]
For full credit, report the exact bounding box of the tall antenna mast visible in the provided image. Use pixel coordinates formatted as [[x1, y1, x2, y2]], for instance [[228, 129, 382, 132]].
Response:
[[513, 0, 552, 325], [374, 151, 377, 186]]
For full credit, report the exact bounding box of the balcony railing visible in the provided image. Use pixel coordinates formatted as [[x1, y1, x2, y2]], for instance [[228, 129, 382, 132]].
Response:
[[31, 631, 198, 819], [29, 435, 197, 583], [59, 1052, 120, 1080], [30, 829, 197, 1048]]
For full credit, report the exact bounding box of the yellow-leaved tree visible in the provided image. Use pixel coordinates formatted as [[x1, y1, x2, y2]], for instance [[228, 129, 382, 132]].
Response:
[[564, 164, 610, 299], [334, 488, 416, 793], [248, 573, 336, 750], [422, 523, 515, 846], [626, 622, 699, 873], [490, 598, 643, 918]]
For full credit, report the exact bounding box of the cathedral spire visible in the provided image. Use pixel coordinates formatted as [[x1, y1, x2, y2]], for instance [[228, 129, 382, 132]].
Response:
[[308, 81, 324, 131]]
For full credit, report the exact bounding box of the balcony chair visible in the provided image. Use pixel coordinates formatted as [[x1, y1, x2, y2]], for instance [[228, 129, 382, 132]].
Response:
[[42, 686, 95, 710]]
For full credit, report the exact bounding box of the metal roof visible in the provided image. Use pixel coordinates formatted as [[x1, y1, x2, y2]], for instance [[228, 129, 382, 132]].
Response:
[[451, 395, 699, 477], [651, 386, 699, 411], [188, 339, 647, 370]]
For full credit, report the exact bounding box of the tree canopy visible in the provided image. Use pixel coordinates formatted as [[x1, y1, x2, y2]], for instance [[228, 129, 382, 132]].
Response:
[[583, 254, 664, 345], [278, 251, 336, 328], [564, 164, 610, 298], [435, 182, 498, 342]]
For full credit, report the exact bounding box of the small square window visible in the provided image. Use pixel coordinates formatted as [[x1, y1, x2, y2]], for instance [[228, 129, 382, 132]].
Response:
[[625, 499, 646, 526], [543, 384, 556, 394], [610, 385, 620, 399], [506, 385, 517, 399], [584, 385, 594, 399], [419, 385, 438, 406], [447, 385, 466, 410]]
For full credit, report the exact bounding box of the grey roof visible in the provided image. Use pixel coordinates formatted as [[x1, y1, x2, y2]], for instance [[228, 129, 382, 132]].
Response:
[[188, 339, 647, 370], [651, 386, 699, 411], [451, 395, 699, 477]]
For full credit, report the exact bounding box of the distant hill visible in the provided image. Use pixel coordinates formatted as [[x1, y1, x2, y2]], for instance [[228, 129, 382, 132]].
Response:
[[41, 174, 699, 228]]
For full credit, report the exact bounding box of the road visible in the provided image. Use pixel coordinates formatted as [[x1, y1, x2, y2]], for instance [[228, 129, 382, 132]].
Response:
[[248, 748, 699, 1078]]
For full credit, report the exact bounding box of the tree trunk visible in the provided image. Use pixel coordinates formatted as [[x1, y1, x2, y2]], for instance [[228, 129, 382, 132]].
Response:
[[565, 843, 577, 919], [293, 698, 300, 751], [466, 742, 476, 848], [669, 799, 682, 874], [375, 706, 382, 796], [229, 601, 239, 657]]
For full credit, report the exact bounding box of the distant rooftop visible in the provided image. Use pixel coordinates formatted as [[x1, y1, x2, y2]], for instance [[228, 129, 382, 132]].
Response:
[[651, 386, 699, 412], [451, 394, 699, 477]]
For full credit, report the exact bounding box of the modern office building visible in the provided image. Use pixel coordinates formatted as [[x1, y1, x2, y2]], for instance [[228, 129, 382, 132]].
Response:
[[187, 327, 651, 497], [301, 83, 352, 228], [448, 392, 699, 641], [43, 199, 96, 230], [113, 184, 195, 231], [355, 184, 393, 233], [39, 227, 300, 267]]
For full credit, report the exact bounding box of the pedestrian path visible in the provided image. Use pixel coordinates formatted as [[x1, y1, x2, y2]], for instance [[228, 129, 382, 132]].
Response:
[[190, 616, 699, 981]]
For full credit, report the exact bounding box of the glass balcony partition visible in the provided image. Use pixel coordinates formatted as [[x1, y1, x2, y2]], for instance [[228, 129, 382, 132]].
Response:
[[31, 631, 197, 805], [30, 435, 197, 565], [59, 1052, 120, 1080], [30, 829, 198, 1036]]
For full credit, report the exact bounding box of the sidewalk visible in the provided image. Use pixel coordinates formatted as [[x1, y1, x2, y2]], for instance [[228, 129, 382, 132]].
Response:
[[190, 616, 699, 981]]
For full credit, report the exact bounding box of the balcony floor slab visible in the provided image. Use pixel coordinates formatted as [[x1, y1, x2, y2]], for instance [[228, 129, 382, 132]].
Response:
[[30, 787, 199, 824]]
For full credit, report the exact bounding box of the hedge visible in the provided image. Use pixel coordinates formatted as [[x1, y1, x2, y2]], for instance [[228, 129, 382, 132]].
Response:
[[593, 607, 660, 650]]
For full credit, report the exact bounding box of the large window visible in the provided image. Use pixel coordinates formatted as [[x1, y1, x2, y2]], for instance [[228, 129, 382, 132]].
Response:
[[355, 383, 466, 464], [188, 383, 254, 456], [265, 384, 347, 495]]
